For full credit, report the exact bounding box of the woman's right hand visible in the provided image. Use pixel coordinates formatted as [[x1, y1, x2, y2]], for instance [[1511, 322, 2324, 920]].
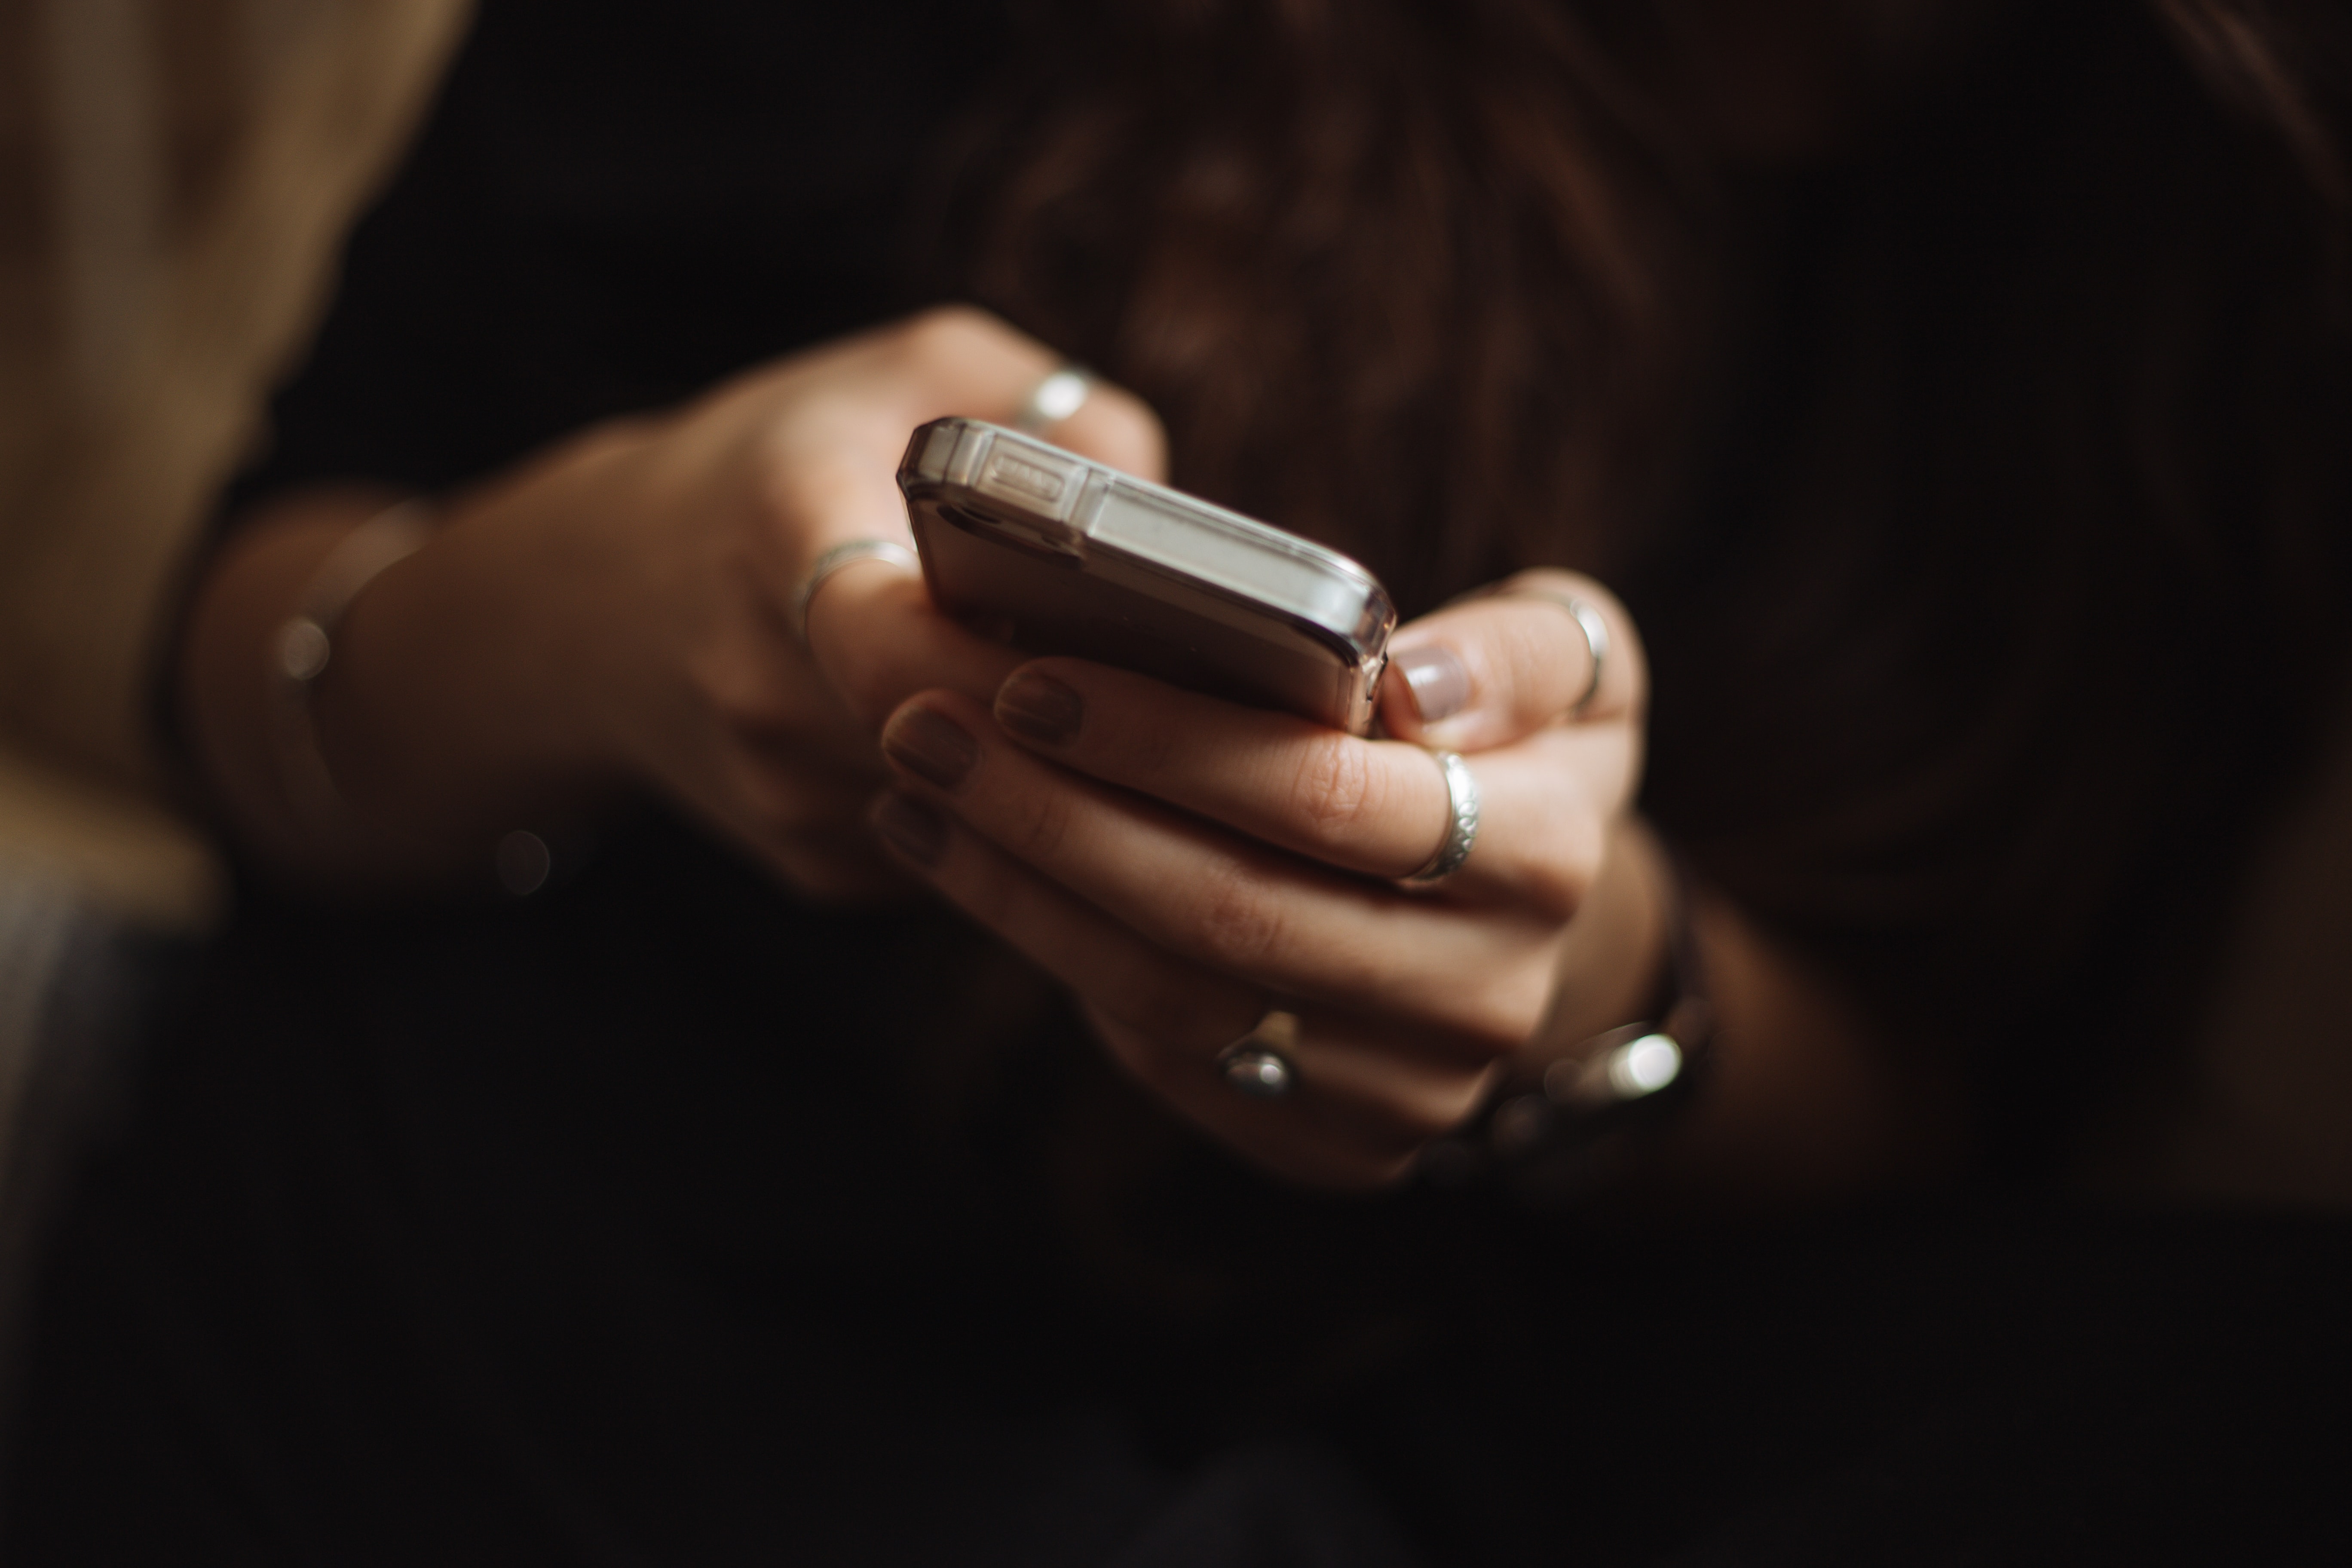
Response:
[[183, 307, 1165, 898]]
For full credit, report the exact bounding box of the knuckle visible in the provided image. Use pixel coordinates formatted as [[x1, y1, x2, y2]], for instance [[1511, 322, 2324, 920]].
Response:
[[830, 658, 893, 731], [1186, 858, 1289, 975], [1518, 867, 1583, 928], [1111, 965, 1247, 1054], [1455, 975, 1551, 1057], [1519, 848, 1597, 926], [898, 303, 997, 367], [1118, 703, 1184, 778], [741, 423, 800, 505], [1004, 778, 1080, 862], [1514, 793, 1606, 925], [1289, 736, 1375, 841]]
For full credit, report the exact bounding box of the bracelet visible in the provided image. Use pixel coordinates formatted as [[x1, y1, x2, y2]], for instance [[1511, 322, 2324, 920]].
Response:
[[270, 500, 435, 834], [1418, 846, 1715, 1202]]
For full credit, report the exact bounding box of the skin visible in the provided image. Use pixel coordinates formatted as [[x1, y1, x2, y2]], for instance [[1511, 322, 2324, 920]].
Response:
[[183, 306, 1957, 1199], [867, 575, 1661, 1188]]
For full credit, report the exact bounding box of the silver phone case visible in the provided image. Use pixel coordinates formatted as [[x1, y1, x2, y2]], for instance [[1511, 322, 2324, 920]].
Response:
[[897, 418, 1395, 733]]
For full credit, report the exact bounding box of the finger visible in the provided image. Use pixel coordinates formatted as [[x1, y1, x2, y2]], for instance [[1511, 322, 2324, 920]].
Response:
[[864, 785, 1484, 1188], [1201, 1011, 1501, 1149], [879, 693, 1557, 1052], [867, 306, 1167, 480], [866, 786, 1266, 1050], [673, 741, 915, 903], [788, 310, 1166, 720], [721, 735, 888, 835], [753, 306, 1167, 576], [1378, 569, 1647, 753], [992, 658, 1636, 907], [1083, 1006, 1460, 1192], [698, 620, 888, 773], [1034, 381, 1166, 481], [804, 566, 1032, 727], [753, 834, 915, 904]]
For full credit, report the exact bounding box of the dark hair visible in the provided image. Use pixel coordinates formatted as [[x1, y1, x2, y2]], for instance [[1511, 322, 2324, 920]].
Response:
[[934, 0, 1710, 604], [934, 0, 2352, 1171]]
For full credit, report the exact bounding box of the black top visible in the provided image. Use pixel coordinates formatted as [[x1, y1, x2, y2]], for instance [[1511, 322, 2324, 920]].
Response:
[[233, 0, 1009, 502]]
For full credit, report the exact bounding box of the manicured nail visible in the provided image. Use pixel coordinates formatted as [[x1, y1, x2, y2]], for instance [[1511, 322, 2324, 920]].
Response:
[[1393, 646, 1471, 723], [881, 706, 978, 790], [870, 792, 946, 867], [996, 670, 1084, 746]]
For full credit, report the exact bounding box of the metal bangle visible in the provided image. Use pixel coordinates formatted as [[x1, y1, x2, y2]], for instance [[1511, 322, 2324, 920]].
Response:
[[271, 499, 435, 832], [791, 539, 920, 643], [1401, 749, 1481, 885], [1417, 842, 1717, 1199], [1013, 366, 1093, 434]]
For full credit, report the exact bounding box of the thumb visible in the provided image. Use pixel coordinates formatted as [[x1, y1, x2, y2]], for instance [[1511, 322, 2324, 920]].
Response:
[[1378, 570, 1643, 752]]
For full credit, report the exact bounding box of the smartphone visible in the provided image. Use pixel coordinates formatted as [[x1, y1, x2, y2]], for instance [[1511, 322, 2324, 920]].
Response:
[[897, 417, 1395, 733]]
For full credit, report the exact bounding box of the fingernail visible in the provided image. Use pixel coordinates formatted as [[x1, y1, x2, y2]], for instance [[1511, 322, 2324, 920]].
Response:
[[882, 706, 978, 790], [996, 670, 1084, 746], [1394, 646, 1471, 723], [870, 792, 946, 867]]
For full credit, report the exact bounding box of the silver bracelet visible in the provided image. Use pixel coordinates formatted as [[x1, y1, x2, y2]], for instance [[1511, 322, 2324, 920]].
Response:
[[270, 500, 435, 833], [1418, 846, 1715, 1202]]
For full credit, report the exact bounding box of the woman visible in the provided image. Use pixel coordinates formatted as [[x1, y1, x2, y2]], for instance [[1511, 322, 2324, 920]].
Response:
[[12, 0, 2351, 1561]]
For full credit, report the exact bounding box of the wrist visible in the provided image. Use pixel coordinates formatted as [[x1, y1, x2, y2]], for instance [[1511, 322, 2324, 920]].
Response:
[[322, 485, 627, 840], [1420, 819, 1713, 1199]]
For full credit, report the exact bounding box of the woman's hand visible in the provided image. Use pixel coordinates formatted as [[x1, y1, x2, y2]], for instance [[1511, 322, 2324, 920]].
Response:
[[510, 306, 1165, 897], [867, 571, 1666, 1188], [184, 306, 1164, 897]]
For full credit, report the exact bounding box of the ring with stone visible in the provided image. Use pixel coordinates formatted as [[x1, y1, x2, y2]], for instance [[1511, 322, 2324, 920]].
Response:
[[1219, 1009, 1301, 1099]]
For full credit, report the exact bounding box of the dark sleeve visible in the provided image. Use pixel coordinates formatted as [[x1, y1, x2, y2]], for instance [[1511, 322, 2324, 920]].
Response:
[[224, 0, 1011, 515]]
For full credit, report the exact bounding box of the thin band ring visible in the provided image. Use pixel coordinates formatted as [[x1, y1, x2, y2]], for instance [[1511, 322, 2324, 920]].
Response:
[[1013, 366, 1093, 434], [1402, 749, 1480, 886], [1506, 590, 1611, 718], [792, 539, 919, 643]]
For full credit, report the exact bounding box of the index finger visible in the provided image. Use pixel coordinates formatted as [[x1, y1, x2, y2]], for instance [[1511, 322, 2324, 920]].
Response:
[[1377, 570, 1646, 753]]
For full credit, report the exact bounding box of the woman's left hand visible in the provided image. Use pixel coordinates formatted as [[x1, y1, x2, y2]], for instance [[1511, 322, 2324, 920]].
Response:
[[868, 569, 1659, 1189]]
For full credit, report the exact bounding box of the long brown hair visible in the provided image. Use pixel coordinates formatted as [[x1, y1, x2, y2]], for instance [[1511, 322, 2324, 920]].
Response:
[[930, 0, 2352, 1170], [933, 0, 1717, 607]]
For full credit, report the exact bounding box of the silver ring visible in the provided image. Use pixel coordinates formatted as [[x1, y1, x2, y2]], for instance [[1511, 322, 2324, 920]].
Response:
[[1505, 591, 1611, 717], [1013, 366, 1093, 434], [1560, 596, 1611, 716], [791, 539, 919, 643], [1402, 750, 1480, 885], [1219, 1009, 1300, 1099]]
